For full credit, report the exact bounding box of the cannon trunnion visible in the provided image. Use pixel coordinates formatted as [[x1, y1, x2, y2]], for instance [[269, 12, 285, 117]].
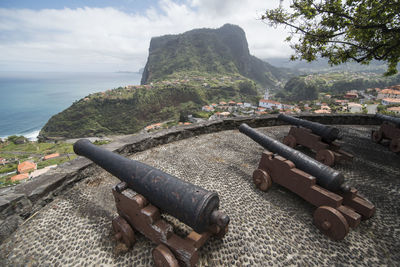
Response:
[[372, 114, 400, 153], [240, 124, 375, 240], [278, 114, 353, 166], [74, 139, 229, 266]]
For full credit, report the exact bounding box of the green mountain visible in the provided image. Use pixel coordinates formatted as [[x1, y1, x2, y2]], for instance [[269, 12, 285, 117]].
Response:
[[39, 24, 289, 140], [141, 24, 294, 88]]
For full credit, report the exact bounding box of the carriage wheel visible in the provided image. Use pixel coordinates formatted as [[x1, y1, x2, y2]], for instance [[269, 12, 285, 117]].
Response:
[[283, 135, 297, 148], [252, 169, 272, 192], [390, 138, 400, 153], [153, 244, 179, 267], [112, 216, 136, 248], [371, 130, 383, 143], [316, 149, 335, 166], [313, 206, 349, 241]]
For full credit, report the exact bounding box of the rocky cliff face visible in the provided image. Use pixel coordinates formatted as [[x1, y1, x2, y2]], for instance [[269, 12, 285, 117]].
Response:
[[141, 24, 292, 87]]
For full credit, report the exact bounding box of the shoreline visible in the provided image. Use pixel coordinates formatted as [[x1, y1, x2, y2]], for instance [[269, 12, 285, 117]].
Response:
[[0, 129, 40, 142]]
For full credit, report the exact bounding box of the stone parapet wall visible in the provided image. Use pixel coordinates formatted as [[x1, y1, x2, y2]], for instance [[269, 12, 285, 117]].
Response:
[[0, 114, 380, 243]]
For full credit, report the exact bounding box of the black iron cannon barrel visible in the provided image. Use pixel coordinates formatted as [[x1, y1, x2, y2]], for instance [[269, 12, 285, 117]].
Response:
[[239, 124, 345, 192], [376, 113, 400, 127], [278, 114, 341, 143], [73, 139, 229, 233]]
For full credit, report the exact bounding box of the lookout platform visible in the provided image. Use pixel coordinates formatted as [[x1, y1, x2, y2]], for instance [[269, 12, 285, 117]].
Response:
[[0, 125, 399, 266]]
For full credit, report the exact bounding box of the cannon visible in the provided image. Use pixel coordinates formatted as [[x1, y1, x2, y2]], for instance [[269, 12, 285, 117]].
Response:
[[278, 114, 353, 166], [239, 124, 375, 240], [372, 113, 400, 153], [74, 139, 229, 267]]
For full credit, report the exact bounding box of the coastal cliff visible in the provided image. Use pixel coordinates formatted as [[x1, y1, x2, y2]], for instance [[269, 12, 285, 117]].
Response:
[[141, 24, 292, 87]]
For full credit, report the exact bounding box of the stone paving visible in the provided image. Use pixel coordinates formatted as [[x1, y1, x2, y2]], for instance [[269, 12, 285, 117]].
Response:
[[0, 125, 399, 266]]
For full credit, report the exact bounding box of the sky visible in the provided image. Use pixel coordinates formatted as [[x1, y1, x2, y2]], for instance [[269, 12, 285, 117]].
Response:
[[0, 0, 293, 72]]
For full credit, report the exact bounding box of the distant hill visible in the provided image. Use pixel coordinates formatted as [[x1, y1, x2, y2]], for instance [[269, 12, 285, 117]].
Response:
[[141, 24, 296, 88], [264, 57, 389, 74]]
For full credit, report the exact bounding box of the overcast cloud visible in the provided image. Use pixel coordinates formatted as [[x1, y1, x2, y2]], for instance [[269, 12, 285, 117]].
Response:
[[0, 0, 293, 72]]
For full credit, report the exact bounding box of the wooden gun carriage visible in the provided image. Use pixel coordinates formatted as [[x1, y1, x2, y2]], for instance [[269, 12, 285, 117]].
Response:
[[74, 139, 230, 267], [239, 124, 375, 240], [279, 114, 353, 166]]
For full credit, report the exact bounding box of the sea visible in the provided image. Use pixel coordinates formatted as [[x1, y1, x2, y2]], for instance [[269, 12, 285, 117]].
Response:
[[0, 71, 142, 141]]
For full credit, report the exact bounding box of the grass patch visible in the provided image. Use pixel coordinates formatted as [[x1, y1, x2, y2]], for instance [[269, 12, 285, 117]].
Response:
[[0, 163, 17, 174], [93, 140, 111, 146], [0, 173, 19, 188]]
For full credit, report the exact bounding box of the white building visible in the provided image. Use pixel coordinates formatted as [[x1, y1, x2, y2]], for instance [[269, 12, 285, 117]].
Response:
[[259, 99, 282, 109], [387, 106, 400, 115], [243, 102, 252, 108], [382, 98, 400, 105], [348, 102, 363, 113]]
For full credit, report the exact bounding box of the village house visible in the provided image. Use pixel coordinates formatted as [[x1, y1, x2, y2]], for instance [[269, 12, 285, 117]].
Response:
[[335, 99, 349, 106], [382, 98, 400, 105], [144, 123, 163, 131], [213, 112, 231, 118], [11, 173, 29, 182], [243, 102, 252, 108], [344, 92, 358, 99], [377, 89, 400, 100], [259, 99, 282, 110], [387, 106, 400, 115], [348, 102, 363, 113], [255, 110, 268, 115], [314, 109, 331, 114], [17, 161, 37, 174], [202, 105, 214, 112], [282, 104, 295, 110], [43, 153, 60, 160], [219, 101, 227, 105]]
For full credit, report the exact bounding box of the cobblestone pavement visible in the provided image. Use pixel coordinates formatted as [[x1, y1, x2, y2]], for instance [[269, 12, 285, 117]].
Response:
[[0, 125, 399, 266]]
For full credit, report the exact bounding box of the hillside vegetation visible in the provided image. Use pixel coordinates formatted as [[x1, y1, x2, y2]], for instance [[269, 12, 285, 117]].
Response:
[[39, 73, 258, 139], [279, 72, 400, 101]]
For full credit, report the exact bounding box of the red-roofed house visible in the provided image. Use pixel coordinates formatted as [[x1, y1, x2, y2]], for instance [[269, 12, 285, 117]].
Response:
[[259, 99, 282, 109], [228, 101, 236, 106], [11, 173, 29, 182], [382, 98, 400, 105], [387, 106, 400, 114], [202, 106, 214, 112], [43, 153, 60, 160], [17, 161, 36, 174], [345, 92, 358, 99], [219, 101, 227, 105], [377, 89, 400, 99]]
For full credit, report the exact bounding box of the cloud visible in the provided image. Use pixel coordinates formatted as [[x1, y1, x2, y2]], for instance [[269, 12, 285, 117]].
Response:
[[0, 0, 293, 72]]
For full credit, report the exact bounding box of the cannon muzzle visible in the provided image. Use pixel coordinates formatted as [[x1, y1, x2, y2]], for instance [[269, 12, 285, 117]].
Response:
[[73, 139, 229, 233], [239, 124, 345, 192], [278, 114, 341, 143]]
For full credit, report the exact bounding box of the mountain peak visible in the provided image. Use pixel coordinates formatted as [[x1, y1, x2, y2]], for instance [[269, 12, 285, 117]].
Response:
[[141, 24, 287, 87]]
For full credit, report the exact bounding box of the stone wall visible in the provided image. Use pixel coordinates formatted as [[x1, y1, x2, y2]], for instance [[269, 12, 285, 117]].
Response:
[[0, 114, 380, 243]]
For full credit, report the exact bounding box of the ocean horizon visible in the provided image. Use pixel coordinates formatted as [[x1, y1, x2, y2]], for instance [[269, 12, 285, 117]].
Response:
[[0, 71, 142, 141]]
